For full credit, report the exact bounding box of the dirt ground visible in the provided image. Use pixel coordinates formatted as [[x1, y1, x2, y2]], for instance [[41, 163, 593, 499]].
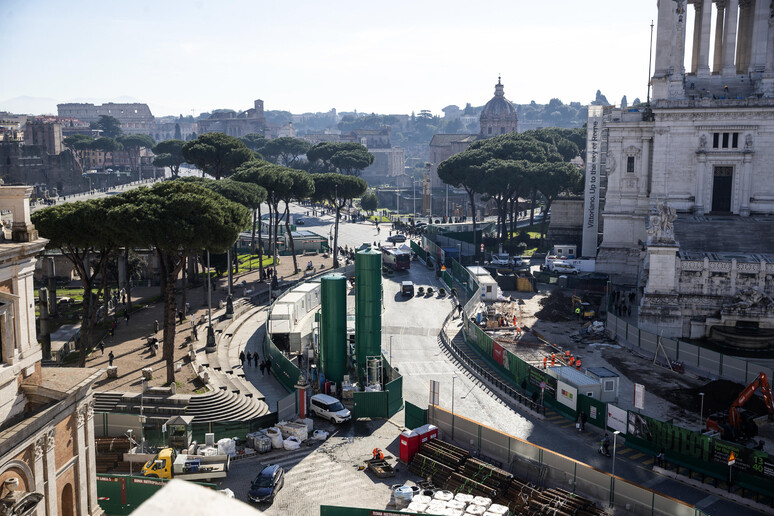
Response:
[[489, 284, 774, 450], [85, 250, 334, 393]]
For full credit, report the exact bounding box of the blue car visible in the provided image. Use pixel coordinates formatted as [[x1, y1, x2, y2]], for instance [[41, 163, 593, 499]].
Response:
[[248, 464, 285, 504]]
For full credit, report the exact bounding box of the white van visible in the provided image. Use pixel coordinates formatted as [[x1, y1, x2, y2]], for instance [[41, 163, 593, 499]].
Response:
[[310, 394, 351, 423], [549, 260, 580, 275]]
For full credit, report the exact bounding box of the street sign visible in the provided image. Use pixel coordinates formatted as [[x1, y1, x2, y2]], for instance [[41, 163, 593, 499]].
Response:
[[480, 244, 484, 251], [429, 380, 440, 406], [540, 381, 547, 390], [634, 383, 645, 410], [728, 452, 736, 466]]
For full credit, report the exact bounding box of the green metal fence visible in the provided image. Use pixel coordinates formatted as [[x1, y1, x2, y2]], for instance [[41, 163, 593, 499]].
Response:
[[264, 331, 300, 393], [386, 375, 403, 416], [352, 390, 388, 418], [405, 401, 428, 429], [142, 412, 279, 447], [97, 474, 215, 515]]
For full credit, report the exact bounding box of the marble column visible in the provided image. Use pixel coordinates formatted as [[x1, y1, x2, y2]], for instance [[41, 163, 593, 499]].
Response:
[[43, 429, 57, 516], [32, 438, 46, 516], [740, 152, 753, 215], [723, 0, 740, 76], [674, 4, 688, 76], [655, 0, 677, 76], [714, 1, 726, 73], [767, 14, 774, 73], [85, 401, 100, 515], [737, 0, 753, 72], [749, 0, 769, 72], [75, 406, 89, 516], [691, 2, 703, 74], [698, 0, 714, 77], [696, 153, 708, 215]]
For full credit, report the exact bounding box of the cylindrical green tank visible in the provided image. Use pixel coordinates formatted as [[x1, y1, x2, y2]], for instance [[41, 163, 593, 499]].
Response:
[[355, 248, 382, 382], [320, 274, 347, 383]]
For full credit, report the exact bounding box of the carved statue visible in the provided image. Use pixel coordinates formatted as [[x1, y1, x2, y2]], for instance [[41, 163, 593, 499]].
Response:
[[647, 201, 677, 244], [745, 133, 753, 150], [699, 134, 707, 150], [606, 153, 616, 174], [723, 287, 774, 312]]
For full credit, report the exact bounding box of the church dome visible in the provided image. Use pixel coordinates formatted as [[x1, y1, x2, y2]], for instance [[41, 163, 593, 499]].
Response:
[[479, 76, 518, 137], [481, 77, 516, 117]]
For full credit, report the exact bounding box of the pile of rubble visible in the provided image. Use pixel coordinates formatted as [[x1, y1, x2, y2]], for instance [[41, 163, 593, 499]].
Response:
[[535, 291, 573, 322]]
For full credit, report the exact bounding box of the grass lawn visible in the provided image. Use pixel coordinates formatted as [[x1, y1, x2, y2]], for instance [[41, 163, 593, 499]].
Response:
[[236, 254, 273, 272], [34, 287, 84, 302], [367, 215, 392, 223]]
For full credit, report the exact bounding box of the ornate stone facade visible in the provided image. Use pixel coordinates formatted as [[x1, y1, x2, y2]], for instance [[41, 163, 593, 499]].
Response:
[[593, 1, 774, 340]]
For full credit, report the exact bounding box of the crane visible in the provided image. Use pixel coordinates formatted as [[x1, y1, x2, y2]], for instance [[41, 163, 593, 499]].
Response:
[[706, 372, 774, 441]]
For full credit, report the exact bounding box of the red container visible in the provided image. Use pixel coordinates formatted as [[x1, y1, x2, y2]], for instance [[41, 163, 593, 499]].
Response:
[[399, 429, 420, 463], [323, 381, 331, 394], [415, 424, 438, 446]]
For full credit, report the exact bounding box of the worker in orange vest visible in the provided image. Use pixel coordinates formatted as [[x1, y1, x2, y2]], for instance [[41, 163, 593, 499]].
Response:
[[543, 357, 548, 369], [576, 359, 582, 370], [372, 448, 384, 461], [569, 356, 576, 367], [550, 353, 556, 366]]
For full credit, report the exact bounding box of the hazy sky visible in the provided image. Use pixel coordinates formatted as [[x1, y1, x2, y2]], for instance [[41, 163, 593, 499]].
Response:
[[1, 0, 658, 117]]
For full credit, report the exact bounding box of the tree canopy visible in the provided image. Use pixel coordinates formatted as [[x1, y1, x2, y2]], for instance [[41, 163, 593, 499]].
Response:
[[261, 137, 312, 168], [360, 191, 378, 214], [306, 142, 373, 175], [113, 181, 250, 382], [239, 133, 268, 153], [152, 139, 187, 178], [311, 173, 367, 266], [182, 132, 254, 180], [90, 115, 123, 138]]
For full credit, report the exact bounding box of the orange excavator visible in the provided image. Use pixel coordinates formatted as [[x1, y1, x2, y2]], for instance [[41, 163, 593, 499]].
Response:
[[706, 372, 774, 441]]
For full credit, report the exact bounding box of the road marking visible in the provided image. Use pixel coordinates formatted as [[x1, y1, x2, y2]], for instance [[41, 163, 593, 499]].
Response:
[[629, 452, 646, 460]]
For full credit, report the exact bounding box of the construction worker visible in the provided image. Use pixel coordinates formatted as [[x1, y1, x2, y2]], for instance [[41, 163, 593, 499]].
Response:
[[550, 353, 556, 367], [569, 356, 576, 367], [543, 357, 548, 369], [576, 359, 582, 370], [372, 448, 384, 461]]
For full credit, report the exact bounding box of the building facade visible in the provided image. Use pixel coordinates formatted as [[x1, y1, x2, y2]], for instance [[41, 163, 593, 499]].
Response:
[[57, 103, 155, 136], [23, 120, 63, 156], [0, 186, 103, 516], [197, 100, 267, 138], [593, 0, 774, 341]]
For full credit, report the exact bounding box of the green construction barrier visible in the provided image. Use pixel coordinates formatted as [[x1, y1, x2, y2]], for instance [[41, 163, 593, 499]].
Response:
[[405, 401, 428, 429], [97, 474, 215, 515], [352, 390, 388, 418], [386, 375, 403, 417], [264, 331, 300, 392]]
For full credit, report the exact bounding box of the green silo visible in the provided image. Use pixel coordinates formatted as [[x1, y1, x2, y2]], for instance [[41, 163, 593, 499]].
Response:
[[320, 274, 347, 383], [355, 248, 382, 382]]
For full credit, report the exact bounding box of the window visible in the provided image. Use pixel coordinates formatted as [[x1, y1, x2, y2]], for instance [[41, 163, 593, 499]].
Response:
[[626, 156, 635, 173], [500, 127, 505, 134], [487, 127, 492, 135], [713, 133, 719, 148], [722, 133, 729, 148], [732, 133, 739, 148], [604, 380, 615, 392]]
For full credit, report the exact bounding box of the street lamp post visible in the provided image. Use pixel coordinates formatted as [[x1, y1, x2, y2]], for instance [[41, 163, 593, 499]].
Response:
[[699, 392, 705, 430], [451, 375, 457, 441], [206, 250, 215, 348], [610, 430, 621, 507]]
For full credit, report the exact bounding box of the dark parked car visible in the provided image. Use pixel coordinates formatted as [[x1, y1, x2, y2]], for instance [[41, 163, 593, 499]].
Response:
[[386, 234, 406, 243], [248, 464, 285, 504]]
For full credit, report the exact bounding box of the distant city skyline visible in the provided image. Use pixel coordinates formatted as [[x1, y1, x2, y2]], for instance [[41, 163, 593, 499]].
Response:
[[1, 0, 659, 117]]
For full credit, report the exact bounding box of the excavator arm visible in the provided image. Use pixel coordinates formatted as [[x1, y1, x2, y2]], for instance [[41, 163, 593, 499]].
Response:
[[729, 372, 774, 430]]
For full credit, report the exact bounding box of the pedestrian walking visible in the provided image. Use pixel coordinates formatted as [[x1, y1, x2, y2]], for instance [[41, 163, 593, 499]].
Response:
[[265, 358, 272, 375], [247, 352, 253, 367], [108, 351, 115, 367], [656, 448, 665, 467], [192, 325, 199, 341], [259, 360, 265, 376], [239, 351, 246, 367], [185, 302, 190, 316], [579, 411, 587, 432], [99, 340, 105, 355], [253, 352, 259, 367], [177, 310, 184, 325], [124, 309, 130, 326], [154, 319, 159, 333]]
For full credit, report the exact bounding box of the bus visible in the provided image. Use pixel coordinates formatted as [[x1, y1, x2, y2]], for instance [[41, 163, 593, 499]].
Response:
[[381, 246, 411, 271]]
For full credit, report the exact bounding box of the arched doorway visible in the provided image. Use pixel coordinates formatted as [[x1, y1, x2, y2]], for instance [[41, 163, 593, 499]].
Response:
[[60, 483, 74, 516]]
